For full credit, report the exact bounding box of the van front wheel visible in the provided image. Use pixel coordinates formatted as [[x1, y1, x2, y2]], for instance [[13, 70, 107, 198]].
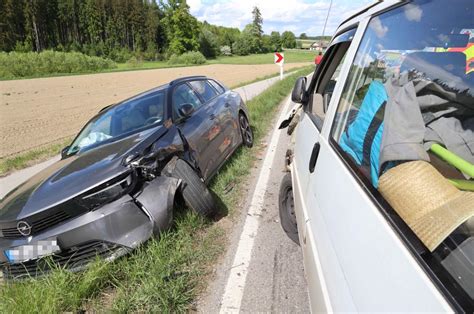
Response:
[[278, 172, 299, 245]]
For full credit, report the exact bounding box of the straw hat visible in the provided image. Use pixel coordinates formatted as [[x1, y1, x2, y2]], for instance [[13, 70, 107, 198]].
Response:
[[378, 160, 474, 251]]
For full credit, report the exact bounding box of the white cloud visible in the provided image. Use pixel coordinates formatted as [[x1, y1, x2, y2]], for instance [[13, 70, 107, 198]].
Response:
[[370, 16, 388, 38], [403, 3, 423, 22], [188, 0, 374, 36]]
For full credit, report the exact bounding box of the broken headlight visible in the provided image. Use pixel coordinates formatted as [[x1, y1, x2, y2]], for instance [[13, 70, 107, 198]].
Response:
[[79, 172, 135, 210]]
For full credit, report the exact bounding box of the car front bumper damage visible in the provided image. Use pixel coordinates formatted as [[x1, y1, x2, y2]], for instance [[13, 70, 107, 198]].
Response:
[[0, 176, 180, 280]]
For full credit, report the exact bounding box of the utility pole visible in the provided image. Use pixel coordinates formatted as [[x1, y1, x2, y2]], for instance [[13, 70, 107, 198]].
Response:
[[321, 0, 333, 49]]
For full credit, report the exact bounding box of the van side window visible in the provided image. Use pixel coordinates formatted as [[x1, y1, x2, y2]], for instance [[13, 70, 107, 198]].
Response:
[[330, 0, 474, 303], [307, 29, 354, 130]]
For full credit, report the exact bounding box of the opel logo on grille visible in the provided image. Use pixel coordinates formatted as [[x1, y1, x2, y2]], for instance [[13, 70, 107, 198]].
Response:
[[17, 221, 32, 236]]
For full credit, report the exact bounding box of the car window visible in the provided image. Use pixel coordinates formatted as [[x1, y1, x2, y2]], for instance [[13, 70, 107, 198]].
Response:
[[189, 80, 218, 102], [172, 83, 203, 119], [67, 91, 164, 154], [330, 0, 474, 304], [209, 79, 225, 94], [307, 29, 354, 130]]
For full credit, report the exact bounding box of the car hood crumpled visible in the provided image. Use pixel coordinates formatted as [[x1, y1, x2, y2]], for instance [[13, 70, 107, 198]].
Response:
[[0, 127, 167, 221]]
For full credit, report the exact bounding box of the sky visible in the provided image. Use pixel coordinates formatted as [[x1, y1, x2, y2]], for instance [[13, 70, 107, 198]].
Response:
[[187, 0, 375, 37]]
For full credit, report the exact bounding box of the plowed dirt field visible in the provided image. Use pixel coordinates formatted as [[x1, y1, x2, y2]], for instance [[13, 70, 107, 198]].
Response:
[[0, 63, 308, 158]]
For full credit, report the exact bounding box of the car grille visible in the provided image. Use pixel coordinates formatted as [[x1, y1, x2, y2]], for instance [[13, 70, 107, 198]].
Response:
[[1, 210, 71, 239], [1, 241, 128, 280]]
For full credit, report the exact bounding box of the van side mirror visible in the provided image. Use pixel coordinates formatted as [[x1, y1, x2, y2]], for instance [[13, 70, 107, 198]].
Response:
[[291, 77, 308, 104], [178, 103, 195, 118], [61, 146, 70, 159]]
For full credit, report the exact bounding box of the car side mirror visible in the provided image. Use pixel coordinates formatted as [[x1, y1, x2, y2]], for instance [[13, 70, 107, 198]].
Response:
[[291, 76, 308, 104], [178, 103, 195, 118], [61, 146, 70, 159]]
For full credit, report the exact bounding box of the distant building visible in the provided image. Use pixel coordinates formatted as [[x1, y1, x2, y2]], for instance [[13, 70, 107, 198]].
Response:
[[309, 41, 329, 51]]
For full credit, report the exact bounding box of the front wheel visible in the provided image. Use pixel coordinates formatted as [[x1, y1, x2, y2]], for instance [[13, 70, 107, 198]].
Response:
[[239, 113, 253, 148], [172, 159, 217, 217], [279, 172, 299, 245]]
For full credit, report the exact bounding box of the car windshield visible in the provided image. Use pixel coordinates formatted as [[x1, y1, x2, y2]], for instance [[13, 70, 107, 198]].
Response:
[[67, 90, 165, 155]]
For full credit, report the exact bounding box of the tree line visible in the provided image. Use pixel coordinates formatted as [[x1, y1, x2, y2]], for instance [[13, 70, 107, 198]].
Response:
[[0, 0, 298, 61]]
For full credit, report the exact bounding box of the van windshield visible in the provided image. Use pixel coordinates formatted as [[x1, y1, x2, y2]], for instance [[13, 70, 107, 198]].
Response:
[[67, 90, 165, 155]]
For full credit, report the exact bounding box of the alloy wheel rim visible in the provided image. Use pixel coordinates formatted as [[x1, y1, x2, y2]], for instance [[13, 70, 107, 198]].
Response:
[[240, 116, 252, 144]]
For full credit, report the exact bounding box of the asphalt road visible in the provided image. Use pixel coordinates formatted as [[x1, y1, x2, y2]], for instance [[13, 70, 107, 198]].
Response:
[[197, 97, 309, 312]]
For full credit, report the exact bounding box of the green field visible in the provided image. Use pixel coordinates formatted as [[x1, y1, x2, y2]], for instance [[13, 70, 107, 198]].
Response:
[[0, 66, 314, 312], [116, 50, 316, 71], [208, 50, 316, 64], [0, 50, 314, 80]]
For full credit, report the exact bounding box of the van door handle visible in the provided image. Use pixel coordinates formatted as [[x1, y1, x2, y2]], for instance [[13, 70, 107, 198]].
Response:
[[309, 142, 320, 173]]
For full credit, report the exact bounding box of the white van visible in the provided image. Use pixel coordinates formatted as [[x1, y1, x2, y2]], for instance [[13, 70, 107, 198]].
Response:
[[279, 0, 473, 312]]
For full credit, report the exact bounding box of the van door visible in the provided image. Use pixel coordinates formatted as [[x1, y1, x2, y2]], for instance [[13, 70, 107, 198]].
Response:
[[307, 4, 454, 311], [293, 29, 358, 312]]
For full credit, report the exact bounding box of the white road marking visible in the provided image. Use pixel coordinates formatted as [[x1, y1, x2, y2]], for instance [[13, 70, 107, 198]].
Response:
[[219, 97, 293, 313]]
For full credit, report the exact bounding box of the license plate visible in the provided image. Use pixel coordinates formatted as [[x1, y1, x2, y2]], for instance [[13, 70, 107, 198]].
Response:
[[4, 239, 60, 264]]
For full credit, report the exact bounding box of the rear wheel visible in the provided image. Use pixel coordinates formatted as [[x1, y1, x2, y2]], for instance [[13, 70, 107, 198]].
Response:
[[279, 172, 299, 245], [239, 113, 253, 148], [172, 159, 217, 217]]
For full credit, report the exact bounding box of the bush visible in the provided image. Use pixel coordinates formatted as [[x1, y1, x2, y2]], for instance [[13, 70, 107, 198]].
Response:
[[126, 56, 142, 68], [108, 48, 133, 63], [220, 46, 232, 56], [0, 51, 116, 79], [168, 51, 206, 65]]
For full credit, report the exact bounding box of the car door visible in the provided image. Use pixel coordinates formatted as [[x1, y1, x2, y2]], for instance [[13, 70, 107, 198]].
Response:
[[292, 28, 358, 312], [188, 79, 234, 178], [171, 82, 217, 179], [209, 79, 240, 159]]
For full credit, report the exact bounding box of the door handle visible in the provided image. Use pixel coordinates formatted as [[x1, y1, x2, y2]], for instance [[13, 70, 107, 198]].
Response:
[[309, 142, 320, 173], [209, 113, 216, 120]]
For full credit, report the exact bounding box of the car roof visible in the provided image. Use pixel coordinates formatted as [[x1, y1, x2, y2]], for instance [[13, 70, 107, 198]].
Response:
[[98, 76, 212, 113], [169, 75, 208, 86]]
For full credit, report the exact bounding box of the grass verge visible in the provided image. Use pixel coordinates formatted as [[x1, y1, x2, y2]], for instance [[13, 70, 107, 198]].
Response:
[[0, 138, 72, 177], [0, 65, 314, 312], [229, 65, 310, 89]]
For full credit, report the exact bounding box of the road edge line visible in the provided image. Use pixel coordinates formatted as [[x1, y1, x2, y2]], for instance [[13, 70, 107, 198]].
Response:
[[219, 96, 293, 313]]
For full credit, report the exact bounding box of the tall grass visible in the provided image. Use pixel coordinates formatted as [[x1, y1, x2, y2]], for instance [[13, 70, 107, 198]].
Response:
[[0, 51, 116, 79], [0, 66, 314, 312]]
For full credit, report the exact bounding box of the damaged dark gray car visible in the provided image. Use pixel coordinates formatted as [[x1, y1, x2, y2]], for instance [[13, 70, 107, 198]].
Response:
[[0, 76, 253, 279]]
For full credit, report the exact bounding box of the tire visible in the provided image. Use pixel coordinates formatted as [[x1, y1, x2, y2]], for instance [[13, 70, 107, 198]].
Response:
[[172, 159, 217, 217], [279, 172, 299, 245], [239, 113, 253, 148]]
